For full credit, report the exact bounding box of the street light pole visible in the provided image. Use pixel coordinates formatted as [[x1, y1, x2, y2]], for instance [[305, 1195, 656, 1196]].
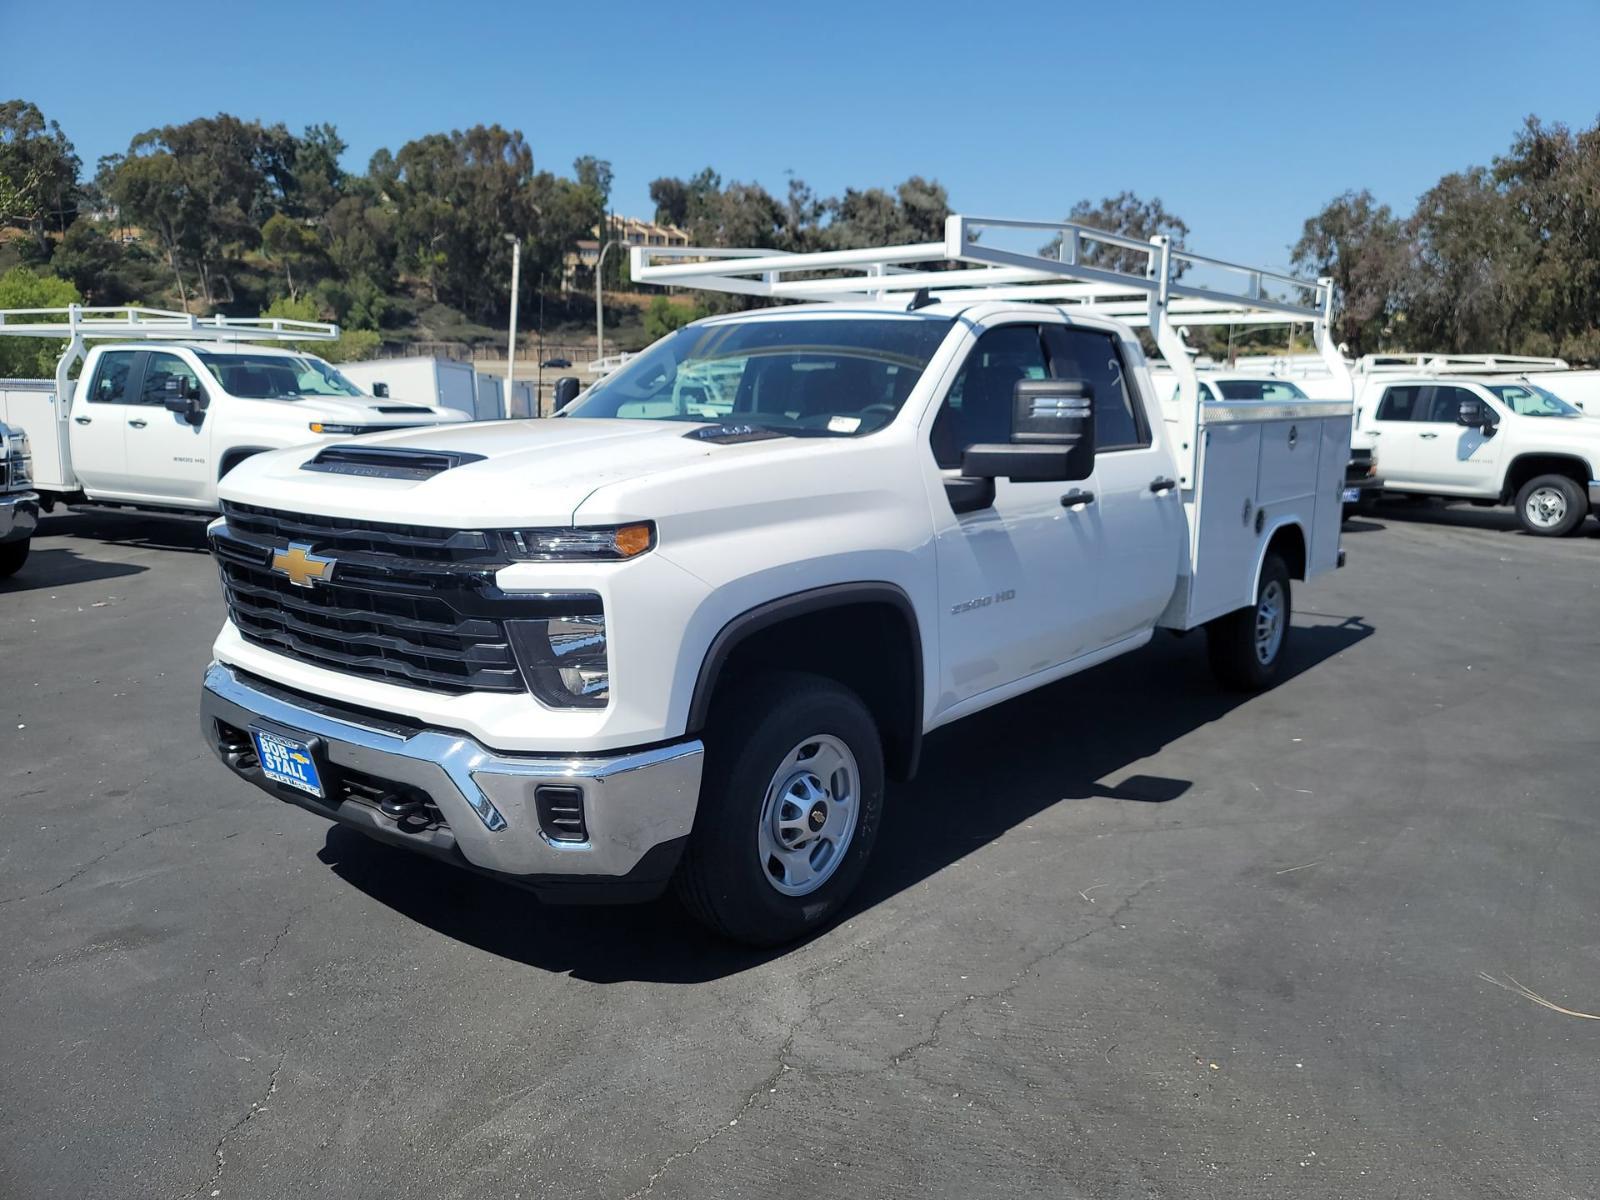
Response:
[[595, 239, 619, 367], [504, 234, 521, 411]]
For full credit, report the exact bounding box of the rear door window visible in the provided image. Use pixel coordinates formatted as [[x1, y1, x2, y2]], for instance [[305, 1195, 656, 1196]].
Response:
[[1375, 385, 1422, 421], [88, 350, 139, 404]]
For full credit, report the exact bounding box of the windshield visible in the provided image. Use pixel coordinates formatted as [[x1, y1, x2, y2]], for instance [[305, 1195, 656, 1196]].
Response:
[[563, 316, 955, 436], [1486, 382, 1580, 417], [1214, 379, 1310, 402], [197, 352, 366, 400]]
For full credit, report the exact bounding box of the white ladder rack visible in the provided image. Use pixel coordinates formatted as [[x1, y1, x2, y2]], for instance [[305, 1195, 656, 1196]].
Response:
[[0, 305, 339, 343], [631, 214, 1352, 487]]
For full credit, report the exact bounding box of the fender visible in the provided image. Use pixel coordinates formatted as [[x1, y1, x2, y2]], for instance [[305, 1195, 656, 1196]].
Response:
[[686, 581, 924, 778], [1251, 518, 1306, 599]]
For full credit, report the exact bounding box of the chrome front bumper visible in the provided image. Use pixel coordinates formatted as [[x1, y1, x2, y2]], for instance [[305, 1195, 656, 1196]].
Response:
[[0, 491, 38, 543], [200, 662, 704, 899]]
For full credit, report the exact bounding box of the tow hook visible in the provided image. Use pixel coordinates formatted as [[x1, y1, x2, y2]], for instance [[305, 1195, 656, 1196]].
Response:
[[378, 792, 427, 823]]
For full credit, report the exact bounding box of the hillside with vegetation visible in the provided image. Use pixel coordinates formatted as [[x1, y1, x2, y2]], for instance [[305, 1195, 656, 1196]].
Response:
[[2, 98, 1597, 380]]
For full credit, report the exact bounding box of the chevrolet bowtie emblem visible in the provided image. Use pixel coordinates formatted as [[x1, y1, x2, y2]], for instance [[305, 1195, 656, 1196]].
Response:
[[271, 542, 336, 588]]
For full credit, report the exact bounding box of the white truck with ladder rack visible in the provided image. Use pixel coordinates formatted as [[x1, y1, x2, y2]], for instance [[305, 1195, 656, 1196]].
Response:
[[198, 215, 1353, 944], [1232, 351, 1600, 534], [0, 306, 465, 519]]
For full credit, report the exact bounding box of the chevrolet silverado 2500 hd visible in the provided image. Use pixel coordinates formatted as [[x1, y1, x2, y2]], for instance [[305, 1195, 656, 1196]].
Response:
[[199, 217, 1353, 945], [0, 307, 464, 519]]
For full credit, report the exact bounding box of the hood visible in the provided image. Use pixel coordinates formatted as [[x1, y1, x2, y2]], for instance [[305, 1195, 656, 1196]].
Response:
[[218, 417, 804, 526], [282, 395, 468, 427], [1509, 414, 1600, 459]]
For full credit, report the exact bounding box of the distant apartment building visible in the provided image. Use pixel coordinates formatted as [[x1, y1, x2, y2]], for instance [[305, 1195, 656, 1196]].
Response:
[[563, 215, 690, 290]]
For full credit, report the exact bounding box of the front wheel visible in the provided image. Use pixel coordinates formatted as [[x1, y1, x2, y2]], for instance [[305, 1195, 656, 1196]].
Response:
[[1207, 554, 1291, 692], [1515, 474, 1587, 537], [675, 672, 885, 945], [0, 538, 29, 579]]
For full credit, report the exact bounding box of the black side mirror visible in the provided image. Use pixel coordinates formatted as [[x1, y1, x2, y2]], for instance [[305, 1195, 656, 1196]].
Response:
[[962, 379, 1095, 483], [372, 382, 390, 398], [1456, 398, 1496, 434], [552, 376, 581, 411], [163, 376, 206, 423]]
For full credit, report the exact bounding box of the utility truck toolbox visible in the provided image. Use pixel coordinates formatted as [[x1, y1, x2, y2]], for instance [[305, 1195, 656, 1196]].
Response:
[[199, 213, 1352, 944]]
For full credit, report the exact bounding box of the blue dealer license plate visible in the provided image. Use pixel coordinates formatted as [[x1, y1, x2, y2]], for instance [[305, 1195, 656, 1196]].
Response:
[[252, 728, 325, 798], [1341, 487, 1361, 503]]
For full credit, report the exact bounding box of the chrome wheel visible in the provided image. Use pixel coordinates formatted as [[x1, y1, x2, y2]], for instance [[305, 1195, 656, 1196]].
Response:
[[1525, 485, 1568, 530], [1254, 578, 1286, 666], [756, 734, 859, 897]]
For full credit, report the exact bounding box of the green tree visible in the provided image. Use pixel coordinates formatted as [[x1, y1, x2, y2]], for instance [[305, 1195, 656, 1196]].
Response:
[[643, 294, 706, 339], [260, 212, 322, 299], [1292, 190, 1409, 355], [0, 266, 79, 377], [1041, 191, 1189, 275], [0, 100, 80, 256]]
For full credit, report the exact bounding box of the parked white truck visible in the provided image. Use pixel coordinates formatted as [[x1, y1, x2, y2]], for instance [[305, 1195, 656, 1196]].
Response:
[[199, 217, 1352, 944], [1357, 374, 1600, 535], [0, 418, 37, 577], [0, 307, 464, 517]]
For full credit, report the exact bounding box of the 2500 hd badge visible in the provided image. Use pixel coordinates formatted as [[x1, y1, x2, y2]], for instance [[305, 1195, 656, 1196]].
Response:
[[951, 589, 1016, 616]]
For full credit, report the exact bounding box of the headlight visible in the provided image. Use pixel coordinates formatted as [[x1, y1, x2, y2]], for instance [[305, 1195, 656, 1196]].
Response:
[[507, 596, 610, 708], [308, 422, 370, 434], [500, 522, 654, 561], [6, 431, 30, 487]]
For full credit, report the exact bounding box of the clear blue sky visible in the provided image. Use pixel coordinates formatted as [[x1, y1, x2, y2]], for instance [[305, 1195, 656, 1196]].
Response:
[[6, 0, 1598, 273]]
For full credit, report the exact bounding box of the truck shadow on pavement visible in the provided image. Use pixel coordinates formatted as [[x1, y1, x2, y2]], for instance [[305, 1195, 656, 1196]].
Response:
[[317, 616, 1373, 983], [0, 546, 148, 593], [38, 508, 213, 553], [1363, 500, 1600, 538]]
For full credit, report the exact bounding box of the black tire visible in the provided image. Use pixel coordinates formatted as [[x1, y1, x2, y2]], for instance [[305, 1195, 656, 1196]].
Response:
[[0, 538, 28, 579], [675, 671, 885, 946], [1207, 554, 1291, 692], [1514, 474, 1587, 537]]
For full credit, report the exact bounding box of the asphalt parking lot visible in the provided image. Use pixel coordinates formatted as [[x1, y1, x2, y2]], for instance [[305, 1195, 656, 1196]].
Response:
[[3, 502, 1598, 1199]]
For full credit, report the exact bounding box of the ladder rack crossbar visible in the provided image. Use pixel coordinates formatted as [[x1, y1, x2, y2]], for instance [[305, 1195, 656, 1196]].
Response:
[[0, 305, 340, 342], [631, 214, 1331, 323]]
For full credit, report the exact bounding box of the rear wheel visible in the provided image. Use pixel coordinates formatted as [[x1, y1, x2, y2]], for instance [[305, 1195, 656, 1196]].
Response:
[[0, 538, 29, 579], [675, 672, 884, 945], [1207, 554, 1291, 692], [1515, 474, 1586, 537]]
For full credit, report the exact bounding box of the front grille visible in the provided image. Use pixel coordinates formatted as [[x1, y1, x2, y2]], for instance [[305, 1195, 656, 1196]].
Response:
[[213, 503, 534, 694]]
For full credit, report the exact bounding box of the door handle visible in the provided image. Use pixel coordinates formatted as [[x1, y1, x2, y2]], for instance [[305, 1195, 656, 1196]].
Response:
[[74, 415, 92, 425], [1060, 489, 1095, 507], [128, 418, 147, 429], [1418, 432, 1438, 440], [1149, 477, 1177, 493]]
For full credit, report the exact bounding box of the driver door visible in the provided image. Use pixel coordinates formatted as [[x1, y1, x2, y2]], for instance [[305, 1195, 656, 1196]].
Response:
[[925, 322, 1102, 713]]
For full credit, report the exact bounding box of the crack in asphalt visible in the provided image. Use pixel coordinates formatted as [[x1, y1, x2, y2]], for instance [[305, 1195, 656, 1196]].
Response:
[[0, 816, 204, 906], [887, 876, 1162, 1072], [192, 1048, 286, 1200], [621, 1026, 799, 1200]]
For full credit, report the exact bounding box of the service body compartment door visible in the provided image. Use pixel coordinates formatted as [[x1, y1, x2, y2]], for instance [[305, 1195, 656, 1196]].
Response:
[[1309, 416, 1352, 576], [1185, 422, 1263, 625]]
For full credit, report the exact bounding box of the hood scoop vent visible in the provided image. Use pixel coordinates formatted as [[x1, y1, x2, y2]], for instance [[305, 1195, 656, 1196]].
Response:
[[375, 405, 435, 414], [684, 423, 789, 445], [302, 444, 486, 481]]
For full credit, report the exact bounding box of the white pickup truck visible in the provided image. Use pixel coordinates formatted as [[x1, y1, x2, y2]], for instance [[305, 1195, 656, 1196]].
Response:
[[198, 217, 1352, 944], [0, 307, 464, 517], [1357, 375, 1600, 536], [0, 419, 37, 577]]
